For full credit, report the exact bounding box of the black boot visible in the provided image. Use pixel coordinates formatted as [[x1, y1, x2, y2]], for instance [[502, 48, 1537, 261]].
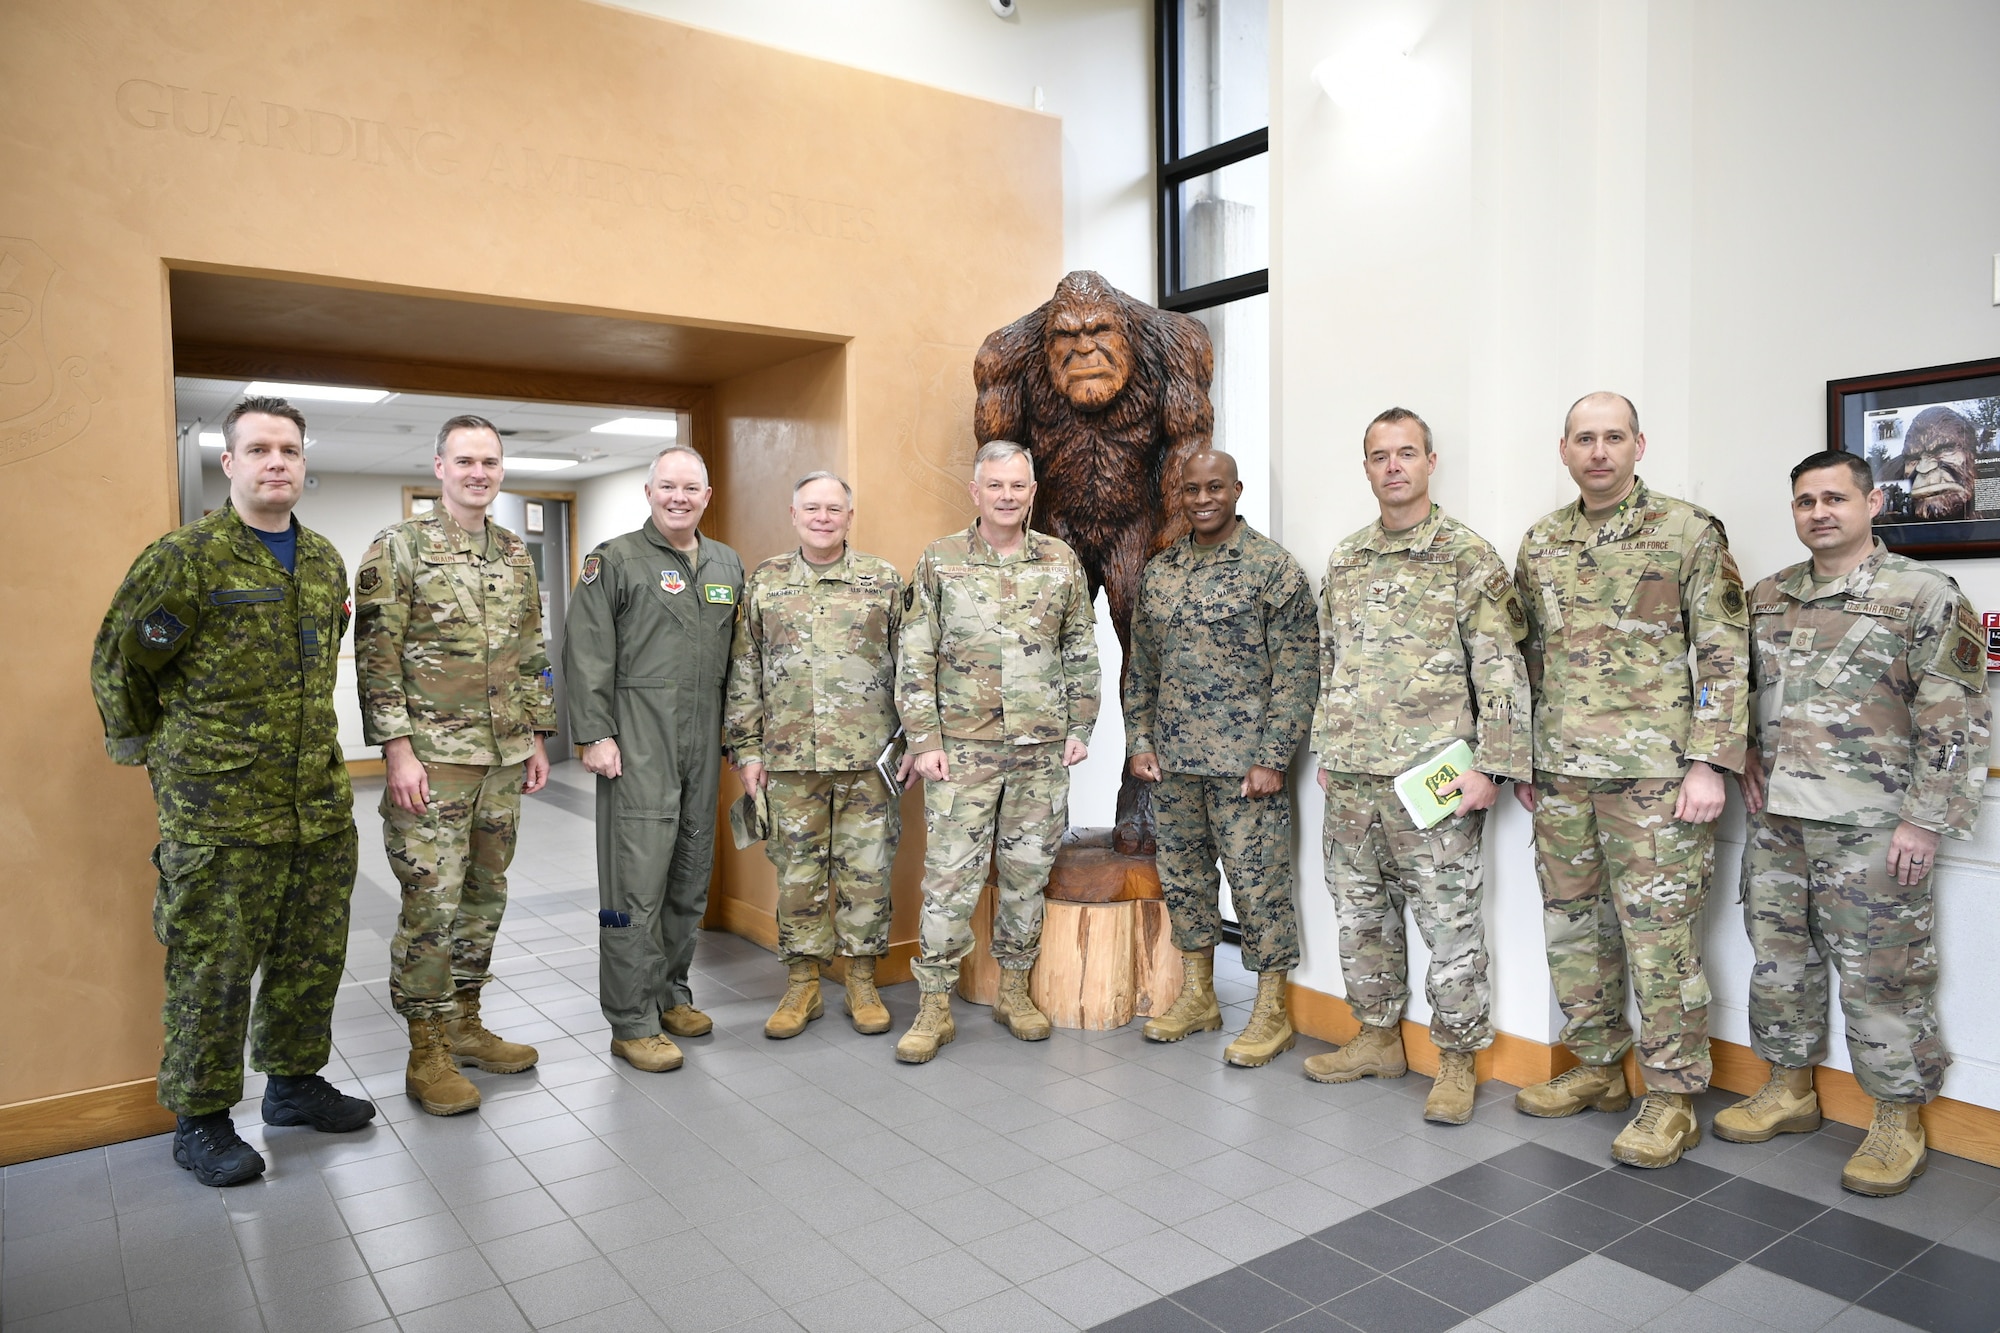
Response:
[[262, 1074, 377, 1133], [173, 1113, 265, 1187]]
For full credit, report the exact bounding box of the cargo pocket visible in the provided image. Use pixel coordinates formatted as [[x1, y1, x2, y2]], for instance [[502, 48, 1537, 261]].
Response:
[[923, 778, 956, 835], [151, 841, 217, 946], [1415, 813, 1481, 877], [1649, 823, 1713, 1010], [1866, 909, 1939, 1002]]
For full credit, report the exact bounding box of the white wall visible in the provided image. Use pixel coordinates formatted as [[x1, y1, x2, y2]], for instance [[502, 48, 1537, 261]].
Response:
[[1274, 0, 2000, 1108], [574, 464, 655, 560]]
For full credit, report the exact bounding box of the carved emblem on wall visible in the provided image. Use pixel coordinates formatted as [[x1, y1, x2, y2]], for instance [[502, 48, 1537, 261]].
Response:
[[898, 341, 981, 511], [0, 238, 99, 469]]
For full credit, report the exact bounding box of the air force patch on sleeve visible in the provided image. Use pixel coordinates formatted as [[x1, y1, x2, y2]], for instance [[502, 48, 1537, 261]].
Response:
[[580, 553, 602, 585], [356, 565, 381, 595], [138, 606, 188, 649]]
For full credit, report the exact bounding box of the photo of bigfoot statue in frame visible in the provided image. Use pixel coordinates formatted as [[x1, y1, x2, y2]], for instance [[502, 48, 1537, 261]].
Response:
[[1831, 356, 2000, 558]]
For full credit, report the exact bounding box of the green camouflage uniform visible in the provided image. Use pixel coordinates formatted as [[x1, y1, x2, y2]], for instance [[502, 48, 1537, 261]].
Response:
[[564, 525, 743, 1040], [1125, 522, 1318, 972], [1314, 505, 1532, 1051], [1515, 477, 1750, 1093], [724, 546, 903, 962], [354, 512, 555, 1020], [1742, 540, 1990, 1102], [90, 504, 356, 1116], [899, 522, 1099, 993]]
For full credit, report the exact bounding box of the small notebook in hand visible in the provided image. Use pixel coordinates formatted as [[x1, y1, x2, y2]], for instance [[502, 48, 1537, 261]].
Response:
[[875, 729, 908, 793], [1393, 739, 1476, 830]]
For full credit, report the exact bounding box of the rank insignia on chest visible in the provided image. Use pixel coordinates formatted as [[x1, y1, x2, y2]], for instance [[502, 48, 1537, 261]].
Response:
[[704, 583, 735, 605], [580, 554, 602, 585], [138, 606, 187, 649], [661, 570, 686, 594]]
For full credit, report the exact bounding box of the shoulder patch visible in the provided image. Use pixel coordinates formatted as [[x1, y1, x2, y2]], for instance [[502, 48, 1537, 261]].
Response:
[[1481, 568, 1513, 602], [357, 565, 381, 595], [580, 553, 602, 586], [1721, 584, 1745, 617], [138, 606, 188, 650], [1951, 632, 1984, 679], [1503, 590, 1527, 630]]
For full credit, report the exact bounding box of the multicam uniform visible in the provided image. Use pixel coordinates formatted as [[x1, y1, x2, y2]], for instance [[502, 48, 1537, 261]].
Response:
[[1314, 505, 1531, 1051], [1743, 541, 1990, 1102], [353, 512, 555, 1020], [725, 547, 904, 963], [1125, 522, 1318, 972], [91, 505, 356, 1116], [1515, 476, 1750, 1093], [898, 522, 1099, 993]]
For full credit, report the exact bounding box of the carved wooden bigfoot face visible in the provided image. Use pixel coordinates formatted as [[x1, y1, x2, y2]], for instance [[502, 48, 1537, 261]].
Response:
[[1045, 296, 1134, 412], [1897, 406, 1978, 522]]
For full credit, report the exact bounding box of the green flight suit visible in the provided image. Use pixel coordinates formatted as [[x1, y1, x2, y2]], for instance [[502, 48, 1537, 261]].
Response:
[[564, 523, 744, 1040]]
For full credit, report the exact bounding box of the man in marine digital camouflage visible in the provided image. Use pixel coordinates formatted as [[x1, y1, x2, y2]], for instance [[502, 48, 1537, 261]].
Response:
[[91, 396, 375, 1188], [1126, 450, 1317, 1068], [725, 470, 906, 1039], [1512, 391, 1750, 1169], [895, 440, 1100, 1063], [354, 415, 556, 1116], [1304, 409, 1532, 1125], [565, 444, 744, 1073], [1720, 449, 1990, 1197]]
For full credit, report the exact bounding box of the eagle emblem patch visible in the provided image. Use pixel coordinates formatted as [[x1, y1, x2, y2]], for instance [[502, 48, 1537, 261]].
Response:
[[662, 570, 686, 595]]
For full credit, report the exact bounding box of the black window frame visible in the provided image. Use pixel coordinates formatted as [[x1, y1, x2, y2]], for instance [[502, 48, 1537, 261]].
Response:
[[1155, 0, 1270, 314]]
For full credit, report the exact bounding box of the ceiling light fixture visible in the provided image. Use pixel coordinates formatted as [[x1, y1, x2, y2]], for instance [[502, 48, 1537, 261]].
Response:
[[244, 381, 392, 404], [590, 416, 680, 437], [199, 430, 224, 448], [501, 457, 580, 472]]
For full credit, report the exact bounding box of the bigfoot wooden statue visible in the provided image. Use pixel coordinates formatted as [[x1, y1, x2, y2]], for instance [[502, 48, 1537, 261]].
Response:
[[974, 271, 1215, 855]]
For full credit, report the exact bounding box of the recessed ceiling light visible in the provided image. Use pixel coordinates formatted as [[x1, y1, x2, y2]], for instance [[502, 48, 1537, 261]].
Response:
[[502, 457, 579, 472], [590, 416, 679, 437], [244, 381, 392, 404], [198, 430, 224, 448]]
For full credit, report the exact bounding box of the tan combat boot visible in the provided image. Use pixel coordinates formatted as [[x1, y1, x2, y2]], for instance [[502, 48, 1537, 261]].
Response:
[[1224, 971, 1296, 1067], [1515, 1062, 1633, 1118], [1841, 1100, 1927, 1197], [1424, 1050, 1478, 1125], [895, 991, 957, 1064], [843, 956, 891, 1035], [992, 967, 1053, 1041], [1713, 1065, 1820, 1144], [406, 1015, 480, 1115], [1302, 1023, 1407, 1084], [764, 960, 824, 1039], [445, 989, 538, 1074], [1142, 952, 1223, 1042], [610, 1033, 684, 1072], [661, 1004, 713, 1037], [1611, 1091, 1701, 1168]]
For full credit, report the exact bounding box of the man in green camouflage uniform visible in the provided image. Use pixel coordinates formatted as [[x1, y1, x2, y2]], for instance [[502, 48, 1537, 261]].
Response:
[[565, 444, 744, 1073], [91, 397, 375, 1187], [355, 415, 556, 1115], [1126, 450, 1317, 1069], [725, 471, 904, 1040], [895, 440, 1100, 1063], [1302, 409, 1532, 1125], [1717, 449, 1989, 1197], [1511, 391, 1750, 1169]]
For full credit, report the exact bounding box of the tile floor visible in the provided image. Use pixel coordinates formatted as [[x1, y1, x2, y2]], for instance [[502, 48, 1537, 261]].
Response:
[[4, 763, 1999, 1332]]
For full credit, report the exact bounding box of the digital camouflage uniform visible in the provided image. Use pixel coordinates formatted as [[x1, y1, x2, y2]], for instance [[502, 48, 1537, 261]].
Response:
[[899, 522, 1099, 993], [354, 512, 555, 1020], [91, 504, 356, 1116], [1515, 477, 1750, 1093], [564, 525, 743, 1040], [1125, 522, 1318, 972], [724, 547, 904, 962], [1742, 541, 1990, 1102], [1314, 505, 1532, 1051]]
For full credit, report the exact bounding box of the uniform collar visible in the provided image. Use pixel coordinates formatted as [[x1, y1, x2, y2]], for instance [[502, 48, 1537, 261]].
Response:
[[789, 545, 854, 584], [426, 508, 492, 557], [1779, 538, 1888, 603], [219, 501, 299, 574], [1557, 476, 1655, 544], [1172, 517, 1256, 564], [1357, 504, 1444, 555], [643, 519, 706, 563], [964, 520, 1040, 564]]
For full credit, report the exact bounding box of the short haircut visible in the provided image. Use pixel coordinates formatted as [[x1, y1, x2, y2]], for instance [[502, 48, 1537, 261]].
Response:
[[1564, 391, 1642, 438], [792, 470, 853, 503], [222, 396, 307, 452], [434, 413, 502, 456], [1790, 449, 1876, 495], [1363, 407, 1433, 455], [650, 442, 709, 486], [973, 439, 1034, 483]]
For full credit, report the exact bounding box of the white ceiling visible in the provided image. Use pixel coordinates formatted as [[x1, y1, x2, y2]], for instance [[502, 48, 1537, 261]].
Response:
[[177, 378, 684, 480]]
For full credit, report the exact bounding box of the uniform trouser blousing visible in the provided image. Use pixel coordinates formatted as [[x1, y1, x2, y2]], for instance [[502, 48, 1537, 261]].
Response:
[[1531, 772, 1715, 1094], [1742, 814, 1948, 1104], [912, 739, 1067, 994], [151, 827, 359, 1116], [382, 760, 524, 1019], [767, 768, 899, 963], [1153, 771, 1301, 972], [1321, 771, 1492, 1051]]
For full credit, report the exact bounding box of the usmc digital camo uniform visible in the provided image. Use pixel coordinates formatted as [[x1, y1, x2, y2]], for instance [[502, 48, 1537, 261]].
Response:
[[1515, 477, 1750, 1093], [1125, 522, 1318, 973], [1742, 540, 1990, 1103], [354, 512, 555, 1021], [1314, 505, 1532, 1052], [564, 525, 743, 1040], [898, 523, 1099, 993], [91, 504, 357, 1116], [725, 547, 904, 963]]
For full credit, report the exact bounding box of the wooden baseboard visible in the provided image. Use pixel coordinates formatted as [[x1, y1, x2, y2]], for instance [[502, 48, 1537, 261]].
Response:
[[0, 1078, 176, 1167], [701, 895, 919, 987], [346, 757, 385, 779], [1287, 982, 1567, 1090]]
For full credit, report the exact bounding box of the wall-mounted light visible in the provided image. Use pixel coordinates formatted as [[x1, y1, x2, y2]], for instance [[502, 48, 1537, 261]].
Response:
[[590, 416, 679, 438], [1311, 26, 1437, 142], [501, 456, 580, 472], [243, 380, 392, 404]]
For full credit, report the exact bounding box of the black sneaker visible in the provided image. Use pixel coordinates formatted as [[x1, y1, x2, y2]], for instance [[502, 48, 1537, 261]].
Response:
[[262, 1074, 377, 1133], [172, 1113, 266, 1187]]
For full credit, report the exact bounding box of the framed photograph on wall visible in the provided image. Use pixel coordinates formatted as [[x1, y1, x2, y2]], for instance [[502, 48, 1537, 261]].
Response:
[[525, 501, 545, 535], [1830, 356, 2000, 558]]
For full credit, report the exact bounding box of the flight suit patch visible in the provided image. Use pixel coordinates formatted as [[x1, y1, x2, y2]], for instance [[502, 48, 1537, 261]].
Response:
[[580, 554, 602, 585], [703, 584, 735, 605], [662, 570, 686, 594]]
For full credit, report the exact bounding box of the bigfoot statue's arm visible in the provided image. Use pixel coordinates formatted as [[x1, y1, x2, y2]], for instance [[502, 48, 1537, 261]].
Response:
[[1144, 311, 1216, 553]]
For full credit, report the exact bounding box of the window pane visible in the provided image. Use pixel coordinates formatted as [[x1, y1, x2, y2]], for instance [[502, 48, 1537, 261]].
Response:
[[1177, 153, 1268, 289], [1177, 0, 1269, 155], [1190, 292, 1269, 532]]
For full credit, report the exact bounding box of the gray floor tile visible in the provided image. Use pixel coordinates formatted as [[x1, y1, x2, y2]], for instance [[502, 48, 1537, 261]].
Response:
[[935, 1285, 1076, 1333], [1697, 1263, 1854, 1333], [509, 1254, 640, 1325], [352, 1208, 475, 1271], [372, 1244, 500, 1315], [478, 1216, 601, 1282], [1100, 1226, 1236, 1295], [793, 1275, 933, 1333], [396, 1286, 534, 1333], [644, 1264, 781, 1333]]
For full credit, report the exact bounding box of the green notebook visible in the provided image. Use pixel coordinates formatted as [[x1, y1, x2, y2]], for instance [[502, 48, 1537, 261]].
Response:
[[1394, 739, 1476, 829]]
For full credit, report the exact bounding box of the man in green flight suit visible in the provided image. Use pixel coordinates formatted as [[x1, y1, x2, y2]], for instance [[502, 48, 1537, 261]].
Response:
[[565, 443, 744, 1072], [92, 396, 375, 1188]]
